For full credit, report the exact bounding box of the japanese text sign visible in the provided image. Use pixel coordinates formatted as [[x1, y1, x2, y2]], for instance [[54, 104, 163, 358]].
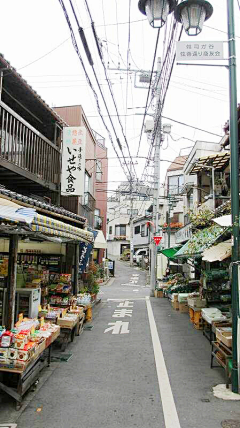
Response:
[[176, 41, 224, 61], [61, 126, 86, 196]]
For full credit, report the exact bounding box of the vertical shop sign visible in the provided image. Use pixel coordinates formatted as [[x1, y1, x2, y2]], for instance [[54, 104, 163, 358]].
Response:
[[61, 127, 86, 196], [79, 230, 98, 273]]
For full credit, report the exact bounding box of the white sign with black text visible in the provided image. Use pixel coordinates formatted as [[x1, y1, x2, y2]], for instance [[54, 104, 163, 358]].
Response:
[[61, 126, 86, 196], [176, 41, 224, 61]]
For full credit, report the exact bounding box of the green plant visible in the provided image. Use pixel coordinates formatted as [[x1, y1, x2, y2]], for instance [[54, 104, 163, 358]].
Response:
[[189, 207, 214, 228]]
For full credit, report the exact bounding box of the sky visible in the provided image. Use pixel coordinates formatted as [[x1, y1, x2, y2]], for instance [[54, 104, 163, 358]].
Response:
[[0, 0, 239, 197]]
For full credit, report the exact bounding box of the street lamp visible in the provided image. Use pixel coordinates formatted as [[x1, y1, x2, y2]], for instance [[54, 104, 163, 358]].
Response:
[[138, 0, 177, 28], [174, 0, 213, 36]]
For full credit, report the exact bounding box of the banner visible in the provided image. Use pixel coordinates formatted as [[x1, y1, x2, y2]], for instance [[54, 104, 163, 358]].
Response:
[[79, 230, 98, 273], [61, 126, 86, 196]]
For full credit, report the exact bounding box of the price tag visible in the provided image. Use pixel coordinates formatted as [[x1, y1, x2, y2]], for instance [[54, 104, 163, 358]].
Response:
[[19, 313, 23, 323]]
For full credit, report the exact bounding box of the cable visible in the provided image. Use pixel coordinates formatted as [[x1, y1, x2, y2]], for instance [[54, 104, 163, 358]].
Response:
[[67, 0, 133, 180], [58, 0, 129, 180], [84, 0, 138, 179], [125, 0, 131, 133], [136, 28, 161, 157]]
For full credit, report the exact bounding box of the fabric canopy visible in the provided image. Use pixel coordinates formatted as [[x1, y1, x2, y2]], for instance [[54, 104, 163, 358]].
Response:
[[94, 230, 107, 249], [174, 224, 226, 259], [202, 240, 232, 262], [31, 214, 93, 243], [0, 203, 36, 225], [0, 201, 93, 243], [160, 246, 181, 259], [213, 215, 231, 227]]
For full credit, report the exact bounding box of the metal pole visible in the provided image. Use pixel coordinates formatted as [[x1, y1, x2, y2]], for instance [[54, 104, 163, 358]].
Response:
[[227, 0, 239, 394], [6, 235, 19, 330], [167, 204, 171, 248], [0, 71, 3, 101], [150, 58, 161, 296], [130, 165, 134, 266], [211, 167, 215, 211]]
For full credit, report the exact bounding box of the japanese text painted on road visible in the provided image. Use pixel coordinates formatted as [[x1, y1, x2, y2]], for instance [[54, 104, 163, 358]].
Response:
[[61, 126, 86, 196], [176, 41, 224, 61], [104, 301, 134, 334]]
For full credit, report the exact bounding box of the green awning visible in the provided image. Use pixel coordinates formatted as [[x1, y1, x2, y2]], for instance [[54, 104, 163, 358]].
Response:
[[174, 224, 227, 259], [160, 246, 182, 259]]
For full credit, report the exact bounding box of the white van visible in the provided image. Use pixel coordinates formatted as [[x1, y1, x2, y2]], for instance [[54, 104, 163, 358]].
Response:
[[133, 248, 149, 265]]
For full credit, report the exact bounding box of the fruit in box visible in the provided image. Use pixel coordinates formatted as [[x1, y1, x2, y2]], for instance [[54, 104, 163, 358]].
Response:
[[8, 348, 18, 360]]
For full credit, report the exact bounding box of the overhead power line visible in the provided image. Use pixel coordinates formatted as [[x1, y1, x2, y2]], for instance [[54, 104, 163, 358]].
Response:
[[68, 0, 133, 180], [83, 0, 138, 179], [136, 28, 161, 157], [58, 0, 130, 180]]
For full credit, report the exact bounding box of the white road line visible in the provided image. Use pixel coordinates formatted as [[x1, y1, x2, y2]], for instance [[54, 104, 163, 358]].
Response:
[[145, 297, 181, 428]]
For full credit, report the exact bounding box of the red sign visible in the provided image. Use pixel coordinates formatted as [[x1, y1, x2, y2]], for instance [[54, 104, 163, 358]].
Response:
[[154, 236, 162, 246]]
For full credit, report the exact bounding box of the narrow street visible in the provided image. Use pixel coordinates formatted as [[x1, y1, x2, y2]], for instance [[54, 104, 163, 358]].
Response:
[[8, 261, 240, 428]]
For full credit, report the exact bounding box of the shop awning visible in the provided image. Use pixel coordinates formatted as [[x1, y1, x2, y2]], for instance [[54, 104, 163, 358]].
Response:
[[0, 201, 93, 243], [174, 224, 227, 259], [94, 230, 107, 249], [0, 204, 36, 224], [160, 246, 182, 259], [202, 240, 232, 262], [213, 215, 231, 227], [30, 214, 93, 243]]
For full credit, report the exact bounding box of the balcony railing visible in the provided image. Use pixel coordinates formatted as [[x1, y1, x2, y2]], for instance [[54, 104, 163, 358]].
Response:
[[83, 192, 96, 211], [0, 101, 60, 188]]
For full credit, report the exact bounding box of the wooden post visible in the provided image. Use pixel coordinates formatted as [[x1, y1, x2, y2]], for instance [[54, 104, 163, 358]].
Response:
[[6, 235, 19, 330], [73, 244, 79, 295]]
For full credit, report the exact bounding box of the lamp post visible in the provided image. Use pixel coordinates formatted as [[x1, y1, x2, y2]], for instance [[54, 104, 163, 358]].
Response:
[[139, 0, 239, 394], [175, 0, 239, 395]]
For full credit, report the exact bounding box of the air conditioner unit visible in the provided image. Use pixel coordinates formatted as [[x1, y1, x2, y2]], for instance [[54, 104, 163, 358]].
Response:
[[144, 120, 154, 133]]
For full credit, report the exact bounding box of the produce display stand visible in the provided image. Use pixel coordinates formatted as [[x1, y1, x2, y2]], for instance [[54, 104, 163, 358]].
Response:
[[57, 314, 83, 351], [188, 305, 203, 330], [0, 326, 60, 409], [211, 340, 232, 388]]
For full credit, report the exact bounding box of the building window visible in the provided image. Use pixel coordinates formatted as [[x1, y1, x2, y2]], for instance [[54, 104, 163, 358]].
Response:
[[109, 226, 112, 235], [85, 172, 91, 192], [96, 160, 102, 182], [168, 175, 184, 195], [127, 209, 138, 216], [115, 225, 126, 236], [134, 225, 140, 235], [141, 224, 147, 237]]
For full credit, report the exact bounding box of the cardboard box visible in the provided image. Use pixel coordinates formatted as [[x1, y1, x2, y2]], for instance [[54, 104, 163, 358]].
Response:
[[179, 303, 189, 313], [216, 327, 232, 348], [187, 297, 206, 308], [155, 290, 164, 298], [171, 301, 179, 311]]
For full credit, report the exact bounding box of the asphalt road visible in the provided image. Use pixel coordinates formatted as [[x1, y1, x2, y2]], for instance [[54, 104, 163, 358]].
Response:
[[2, 261, 240, 428]]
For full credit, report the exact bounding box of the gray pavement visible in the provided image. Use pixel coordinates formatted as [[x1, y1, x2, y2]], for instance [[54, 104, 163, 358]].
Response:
[[0, 260, 240, 427]]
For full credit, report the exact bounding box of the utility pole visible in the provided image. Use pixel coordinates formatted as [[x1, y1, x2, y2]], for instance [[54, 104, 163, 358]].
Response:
[[150, 58, 162, 296], [227, 0, 239, 394], [129, 162, 134, 266]]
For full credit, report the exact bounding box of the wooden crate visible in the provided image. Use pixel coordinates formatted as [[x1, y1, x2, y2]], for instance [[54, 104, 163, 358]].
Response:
[[171, 301, 179, 311], [179, 302, 188, 313]]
